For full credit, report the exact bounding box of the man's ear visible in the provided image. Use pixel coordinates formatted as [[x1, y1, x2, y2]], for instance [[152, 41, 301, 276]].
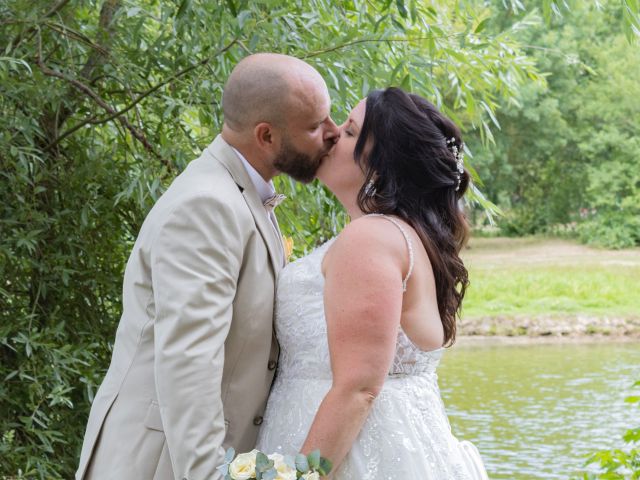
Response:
[[254, 122, 278, 151]]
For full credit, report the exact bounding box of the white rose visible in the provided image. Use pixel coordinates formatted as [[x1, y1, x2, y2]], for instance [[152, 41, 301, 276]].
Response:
[[301, 472, 320, 480], [229, 449, 258, 480], [267, 453, 297, 480]]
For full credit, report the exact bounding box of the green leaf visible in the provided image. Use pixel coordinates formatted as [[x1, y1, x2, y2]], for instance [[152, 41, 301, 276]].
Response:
[[480, 101, 501, 130], [283, 454, 295, 470], [390, 14, 406, 32], [262, 468, 277, 480], [541, 0, 552, 24], [175, 0, 190, 18], [307, 449, 321, 470], [0, 57, 33, 74], [396, 0, 408, 19], [474, 18, 490, 33], [226, 0, 238, 17], [400, 73, 411, 90], [295, 453, 309, 472], [224, 447, 235, 463], [237, 10, 252, 29], [425, 6, 438, 19], [127, 7, 141, 17], [256, 452, 273, 473], [318, 457, 333, 476], [623, 427, 640, 443]]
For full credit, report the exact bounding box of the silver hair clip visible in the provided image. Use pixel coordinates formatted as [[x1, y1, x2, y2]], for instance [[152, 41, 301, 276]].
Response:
[[447, 137, 464, 191]]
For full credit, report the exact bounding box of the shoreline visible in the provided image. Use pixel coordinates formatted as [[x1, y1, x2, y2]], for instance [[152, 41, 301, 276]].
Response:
[[457, 314, 640, 343], [455, 334, 640, 346]]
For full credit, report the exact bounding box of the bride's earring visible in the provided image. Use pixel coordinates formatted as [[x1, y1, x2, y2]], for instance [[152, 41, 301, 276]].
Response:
[[364, 179, 376, 197]]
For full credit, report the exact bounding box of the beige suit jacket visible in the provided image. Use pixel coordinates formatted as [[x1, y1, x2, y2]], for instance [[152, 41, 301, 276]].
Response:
[[76, 136, 283, 480]]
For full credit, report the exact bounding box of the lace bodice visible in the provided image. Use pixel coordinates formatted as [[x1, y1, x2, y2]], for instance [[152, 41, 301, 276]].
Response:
[[274, 232, 443, 382]]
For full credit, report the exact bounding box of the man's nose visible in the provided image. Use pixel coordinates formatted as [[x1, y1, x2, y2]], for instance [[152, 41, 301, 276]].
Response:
[[324, 117, 340, 143]]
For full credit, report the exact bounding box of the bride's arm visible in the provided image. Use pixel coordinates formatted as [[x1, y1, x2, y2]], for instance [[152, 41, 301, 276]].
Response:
[[300, 218, 407, 475]]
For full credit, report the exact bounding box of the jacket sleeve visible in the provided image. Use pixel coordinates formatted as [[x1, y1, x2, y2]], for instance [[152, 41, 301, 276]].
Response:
[[150, 192, 242, 480]]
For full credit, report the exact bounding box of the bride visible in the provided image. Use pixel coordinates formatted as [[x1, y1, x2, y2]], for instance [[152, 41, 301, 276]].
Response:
[[256, 87, 489, 479]]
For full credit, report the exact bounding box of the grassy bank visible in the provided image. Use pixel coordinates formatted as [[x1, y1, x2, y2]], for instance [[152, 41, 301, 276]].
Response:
[[459, 237, 640, 336]]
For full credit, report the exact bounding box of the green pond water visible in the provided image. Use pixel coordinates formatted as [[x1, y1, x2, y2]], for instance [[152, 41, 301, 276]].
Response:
[[438, 340, 640, 479]]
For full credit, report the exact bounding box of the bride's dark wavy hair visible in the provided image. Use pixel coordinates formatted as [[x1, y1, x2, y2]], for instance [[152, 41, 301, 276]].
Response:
[[354, 87, 470, 346]]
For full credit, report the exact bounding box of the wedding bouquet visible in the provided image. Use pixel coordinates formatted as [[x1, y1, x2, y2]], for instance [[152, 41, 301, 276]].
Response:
[[217, 447, 332, 480]]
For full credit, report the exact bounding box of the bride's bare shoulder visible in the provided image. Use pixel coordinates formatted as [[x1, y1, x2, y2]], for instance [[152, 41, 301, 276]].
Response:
[[322, 215, 410, 274]]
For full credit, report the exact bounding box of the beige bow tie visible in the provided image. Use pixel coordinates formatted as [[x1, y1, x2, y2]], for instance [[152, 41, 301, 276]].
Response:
[[263, 193, 286, 210]]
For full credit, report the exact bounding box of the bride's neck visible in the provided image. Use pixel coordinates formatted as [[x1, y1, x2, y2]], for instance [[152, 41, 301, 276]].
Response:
[[348, 209, 366, 220], [340, 194, 365, 221]]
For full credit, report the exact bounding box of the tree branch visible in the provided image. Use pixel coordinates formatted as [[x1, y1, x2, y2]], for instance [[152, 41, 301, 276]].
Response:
[[91, 38, 239, 125], [41, 114, 101, 149], [43, 0, 73, 19], [78, 0, 121, 82], [302, 35, 457, 58], [37, 58, 169, 169], [43, 21, 111, 57], [45, 37, 239, 149]]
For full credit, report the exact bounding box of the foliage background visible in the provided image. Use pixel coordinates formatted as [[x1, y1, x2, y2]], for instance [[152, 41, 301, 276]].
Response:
[[470, 2, 640, 247], [0, 0, 638, 478]]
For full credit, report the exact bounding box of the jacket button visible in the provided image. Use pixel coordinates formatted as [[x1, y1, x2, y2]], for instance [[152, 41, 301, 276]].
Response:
[[268, 360, 277, 371], [253, 416, 263, 426]]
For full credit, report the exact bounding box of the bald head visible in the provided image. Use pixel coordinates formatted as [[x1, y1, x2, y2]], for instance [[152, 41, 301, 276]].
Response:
[[222, 53, 328, 132]]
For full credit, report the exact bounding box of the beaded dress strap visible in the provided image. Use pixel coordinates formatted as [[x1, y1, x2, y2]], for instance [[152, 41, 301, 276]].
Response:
[[366, 214, 414, 292]]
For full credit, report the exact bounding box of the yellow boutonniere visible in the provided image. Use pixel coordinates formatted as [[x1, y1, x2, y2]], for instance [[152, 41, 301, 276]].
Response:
[[282, 236, 294, 262]]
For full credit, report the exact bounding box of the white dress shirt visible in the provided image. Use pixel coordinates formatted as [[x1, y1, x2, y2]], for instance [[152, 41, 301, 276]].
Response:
[[232, 147, 276, 205], [233, 147, 284, 265]]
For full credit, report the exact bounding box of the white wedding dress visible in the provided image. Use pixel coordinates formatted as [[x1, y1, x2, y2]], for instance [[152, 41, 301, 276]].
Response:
[[256, 217, 489, 479]]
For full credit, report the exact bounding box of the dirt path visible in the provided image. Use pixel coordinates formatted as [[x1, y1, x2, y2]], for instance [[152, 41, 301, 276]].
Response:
[[462, 237, 640, 268]]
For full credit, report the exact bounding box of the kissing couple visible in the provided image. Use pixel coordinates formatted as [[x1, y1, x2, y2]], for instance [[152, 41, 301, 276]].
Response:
[[76, 53, 489, 480]]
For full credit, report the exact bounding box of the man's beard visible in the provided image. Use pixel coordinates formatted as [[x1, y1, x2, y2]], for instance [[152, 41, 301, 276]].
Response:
[[273, 137, 330, 183]]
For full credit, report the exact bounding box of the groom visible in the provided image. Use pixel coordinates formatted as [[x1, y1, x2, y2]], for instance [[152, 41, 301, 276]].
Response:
[[76, 53, 339, 480]]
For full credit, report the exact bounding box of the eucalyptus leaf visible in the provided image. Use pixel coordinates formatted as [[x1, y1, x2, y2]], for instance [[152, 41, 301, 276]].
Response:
[[256, 451, 272, 472], [318, 457, 333, 475], [224, 447, 236, 463], [307, 449, 321, 470], [262, 468, 277, 480], [284, 454, 296, 469], [295, 453, 309, 472]]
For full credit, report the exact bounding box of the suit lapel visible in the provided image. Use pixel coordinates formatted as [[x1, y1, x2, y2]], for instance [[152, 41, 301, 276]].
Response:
[[206, 135, 283, 275], [270, 212, 287, 265]]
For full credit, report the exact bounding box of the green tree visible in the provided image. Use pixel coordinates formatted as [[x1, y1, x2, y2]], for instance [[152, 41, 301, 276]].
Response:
[[469, 2, 640, 246], [573, 32, 640, 248]]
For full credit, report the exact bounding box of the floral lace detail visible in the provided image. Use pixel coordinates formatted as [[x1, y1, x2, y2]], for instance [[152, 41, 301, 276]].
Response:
[[256, 238, 482, 479], [390, 329, 444, 376], [272, 239, 334, 381]]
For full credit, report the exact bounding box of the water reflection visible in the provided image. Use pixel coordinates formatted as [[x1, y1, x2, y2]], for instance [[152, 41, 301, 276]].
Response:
[[438, 341, 640, 479]]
